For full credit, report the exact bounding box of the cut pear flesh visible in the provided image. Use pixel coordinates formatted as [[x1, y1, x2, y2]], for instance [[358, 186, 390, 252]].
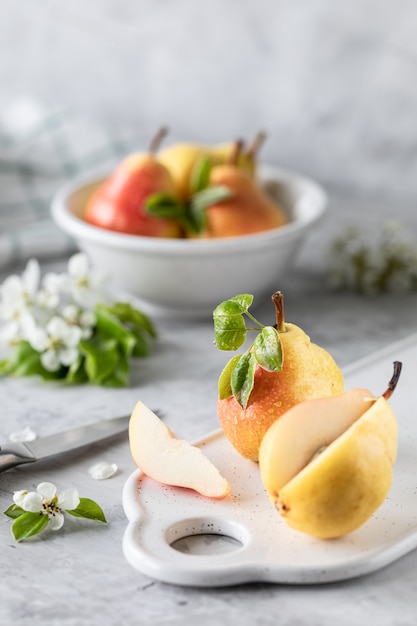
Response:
[[259, 389, 398, 538], [129, 401, 231, 499], [259, 388, 376, 495]]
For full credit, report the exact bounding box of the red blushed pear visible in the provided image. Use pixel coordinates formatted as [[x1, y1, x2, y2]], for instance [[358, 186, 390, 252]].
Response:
[[216, 292, 344, 462], [85, 128, 181, 237]]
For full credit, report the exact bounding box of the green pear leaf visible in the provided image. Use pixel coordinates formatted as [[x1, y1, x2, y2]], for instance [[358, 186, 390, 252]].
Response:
[[188, 186, 234, 235], [190, 155, 213, 193], [218, 354, 241, 400], [190, 186, 234, 212], [253, 326, 283, 372], [145, 193, 185, 218], [231, 350, 256, 409], [213, 294, 255, 351]]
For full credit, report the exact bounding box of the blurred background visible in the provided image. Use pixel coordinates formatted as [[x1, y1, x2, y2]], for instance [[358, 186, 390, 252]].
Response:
[[1, 0, 417, 202]]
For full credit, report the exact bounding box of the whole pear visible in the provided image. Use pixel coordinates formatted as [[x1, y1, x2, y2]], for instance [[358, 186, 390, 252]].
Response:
[[259, 363, 401, 538], [217, 292, 344, 461], [85, 128, 181, 237], [202, 161, 287, 238]]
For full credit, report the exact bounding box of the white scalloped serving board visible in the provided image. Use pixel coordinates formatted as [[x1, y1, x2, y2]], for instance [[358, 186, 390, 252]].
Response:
[[122, 332, 417, 587]]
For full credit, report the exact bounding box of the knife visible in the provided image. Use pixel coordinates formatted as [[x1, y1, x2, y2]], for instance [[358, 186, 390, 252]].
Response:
[[0, 414, 130, 473]]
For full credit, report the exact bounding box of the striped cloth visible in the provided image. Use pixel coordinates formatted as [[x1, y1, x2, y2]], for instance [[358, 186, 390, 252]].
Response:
[[0, 99, 142, 269]]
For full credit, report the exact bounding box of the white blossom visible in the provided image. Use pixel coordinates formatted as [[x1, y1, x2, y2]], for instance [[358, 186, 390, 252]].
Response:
[[13, 482, 80, 531], [66, 253, 108, 308], [0, 260, 41, 343], [62, 304, 96, 339], [26, 315, 83, 372]]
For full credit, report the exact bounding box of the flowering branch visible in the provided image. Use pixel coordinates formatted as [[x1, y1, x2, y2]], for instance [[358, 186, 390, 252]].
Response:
[[4, 482, 106, 542], [0, 253, 156, 386]]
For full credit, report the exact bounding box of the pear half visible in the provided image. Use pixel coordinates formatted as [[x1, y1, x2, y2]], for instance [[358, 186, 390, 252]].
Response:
[[129, 402, 231, 499], [259, 374, 400, 538]]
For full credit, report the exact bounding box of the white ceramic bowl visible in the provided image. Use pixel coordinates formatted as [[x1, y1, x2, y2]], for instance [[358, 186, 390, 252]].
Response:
[[51, 164, 327, 319]]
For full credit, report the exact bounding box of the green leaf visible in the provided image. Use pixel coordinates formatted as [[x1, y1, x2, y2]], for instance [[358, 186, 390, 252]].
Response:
[[190, 185, 233, 213], [0, 341, 66, 380], [129, 328, 150, 358], [213, 295, 254, 351], [4, 504, 25, 519], [108, 303, 156, 341], [95, 306, 136, 357], [11, 511, 49, 542], [218, 354, 241, 400], [106, 302, 156, 338], [66, 497, 107, 523], [253, 326, 283, 372], [66, 355, 89, 384], [145, 193, 185, 219], [231, 351, 256, 409], [100, 347, 130, 387], [79, 337, 120, 385], [190, 155, 213, 193]]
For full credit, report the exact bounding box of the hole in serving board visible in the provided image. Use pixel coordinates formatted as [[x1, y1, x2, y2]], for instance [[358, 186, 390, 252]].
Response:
[[166, 517, 249, 557]]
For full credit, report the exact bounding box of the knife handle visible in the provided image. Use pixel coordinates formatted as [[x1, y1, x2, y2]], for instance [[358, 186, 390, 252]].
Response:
[[0, 442, 36, 472]]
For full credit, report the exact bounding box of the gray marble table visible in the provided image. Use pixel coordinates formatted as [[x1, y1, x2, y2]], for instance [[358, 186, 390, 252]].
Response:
[[1, 191, 417, 626]]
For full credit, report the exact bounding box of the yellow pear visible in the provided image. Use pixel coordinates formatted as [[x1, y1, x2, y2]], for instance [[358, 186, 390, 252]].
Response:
[[217, 292, 344, 462], [258, 362, 401, 538], [129, 401, 231, 499]]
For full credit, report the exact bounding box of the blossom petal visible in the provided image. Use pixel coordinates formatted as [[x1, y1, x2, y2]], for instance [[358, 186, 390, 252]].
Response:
[[26, 325, 49, 352], [46, 316, 70, 339], [65, 325, 82, 347], [49, 512, 64, 530], [68, 253, 89, 279], [37, 482, 57, 499], [22, 491, 43, 512], [23, 259, 40, 295], [88, 461, 118, 480], [9, 426, 37, 442], [59, 347, 79, 367], [58, 487, 80, 511], [40, 349, 61, 372], [13, 490, 28, 507]]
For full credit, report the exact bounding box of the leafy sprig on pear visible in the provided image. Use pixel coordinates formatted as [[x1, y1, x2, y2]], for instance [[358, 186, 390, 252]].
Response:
[[213, 291, 287, 409]]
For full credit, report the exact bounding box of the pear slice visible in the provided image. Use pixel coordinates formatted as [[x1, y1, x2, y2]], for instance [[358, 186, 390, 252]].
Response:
[[258, 362, 401, 538], [129, 401, 231, 499]]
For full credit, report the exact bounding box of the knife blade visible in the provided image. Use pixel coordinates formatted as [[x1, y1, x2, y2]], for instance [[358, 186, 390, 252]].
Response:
[[0, 414, 130, 473]]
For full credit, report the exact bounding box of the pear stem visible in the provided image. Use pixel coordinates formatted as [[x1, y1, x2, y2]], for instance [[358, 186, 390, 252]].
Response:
[[245, 131, 267, 158], [229, 139, 245, 166], [272, 291, 286, 332], [149, 127, 169, 155], [382, 361, 402, 400]]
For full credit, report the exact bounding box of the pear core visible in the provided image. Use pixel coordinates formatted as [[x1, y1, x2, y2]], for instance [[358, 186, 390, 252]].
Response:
[[259, 390, 398, 538]]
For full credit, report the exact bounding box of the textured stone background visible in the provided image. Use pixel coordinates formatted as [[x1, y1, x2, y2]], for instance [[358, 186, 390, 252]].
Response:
[[2, 0, 417, 201]]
